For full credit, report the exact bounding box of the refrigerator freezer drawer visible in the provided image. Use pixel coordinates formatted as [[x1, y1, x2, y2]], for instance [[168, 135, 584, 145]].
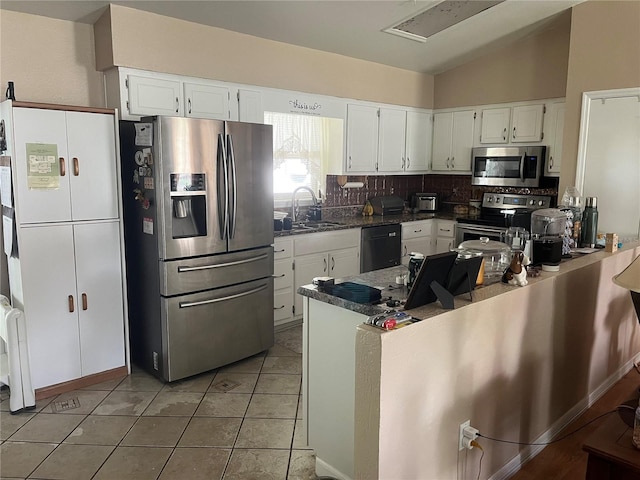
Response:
[[161, 277, 274, 382], [160, 246, 274, 296]]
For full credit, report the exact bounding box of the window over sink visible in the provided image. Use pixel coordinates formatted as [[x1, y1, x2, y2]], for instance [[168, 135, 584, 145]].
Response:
[[264, 111, 343, 206]]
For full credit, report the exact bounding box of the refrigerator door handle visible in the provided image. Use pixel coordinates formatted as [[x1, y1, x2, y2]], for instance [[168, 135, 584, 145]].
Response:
[[177, 253, 269, 272], [227, 133, 238, 239], [217, 134, 229, 240], [179, 284, 268, 308]]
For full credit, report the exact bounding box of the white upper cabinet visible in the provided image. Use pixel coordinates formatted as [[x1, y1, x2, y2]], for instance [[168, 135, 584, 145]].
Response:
[[12, 108, 119, 224], [238, 89, 264, 123], [346, 104, 379, 172], [479, 107, 510, 144], [544, 102, 565, 176], [184, 83, 230, 120], [127, 75, 182, 116], [511, 104, 544, 142], [432, 110, 475, 172], [377, 108, 406, 172], [405, 111, 432, 172]]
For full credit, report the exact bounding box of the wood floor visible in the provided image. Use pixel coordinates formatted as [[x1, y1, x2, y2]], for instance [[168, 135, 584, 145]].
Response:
[[508, 368, 640, 480]]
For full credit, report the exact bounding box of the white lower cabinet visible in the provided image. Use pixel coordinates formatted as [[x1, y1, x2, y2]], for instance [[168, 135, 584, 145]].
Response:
[[435, 220, 457, 253], [401, 220, 435, 259], [19, 221, 125, 389], [273, 238, 294, 326]]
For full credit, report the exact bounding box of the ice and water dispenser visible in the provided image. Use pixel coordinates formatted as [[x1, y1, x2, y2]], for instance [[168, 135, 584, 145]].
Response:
[[170, 173, 207, 238]]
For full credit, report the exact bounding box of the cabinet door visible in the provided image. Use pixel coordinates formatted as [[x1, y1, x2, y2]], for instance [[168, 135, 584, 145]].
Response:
[[436, 236, 456, 253], [238, 89, 264, 124], [405, 111, 432, 172], [294, 252, 328, 318], [128, 74, 182, 116], [511, 104, 544, 142], [346, 104, 378, 172], [545, 103, 565, 175], [184, 83, 230, 120], [431, 112, 453, 171], [12, 108, 71, 224], [66, 112, 119, 221], [329, 247, 360, 279], [377, 108, 406, 173], [274, 288, 294, 326], [74, 222, 125, 376], [19, 225, 81, 389], [450, 110, 475, 171], [402, 237, 434, 259], [480, 107, 510, 144]]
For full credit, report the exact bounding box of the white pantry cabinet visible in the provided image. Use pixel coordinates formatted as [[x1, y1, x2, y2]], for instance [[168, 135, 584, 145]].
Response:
[[431, 110, 475, 172], [12, 108, 119, 224], [544, 102, 565, 176], [19, 222, 125, 389]]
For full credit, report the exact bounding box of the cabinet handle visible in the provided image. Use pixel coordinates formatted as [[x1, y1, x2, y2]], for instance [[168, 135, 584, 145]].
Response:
[[401, 157, 405, 169], [323, 258, 327, 273], [73, 157, 79, 176], [513, 126, 516, 139], [446, 157, 450, 168], [549, 156, 554, 168], [414, 229, 422, 233], [451, 157, 454, 168], [404, 245, 407, 256], [406, 157, 410, 168], [348, 156, 352, 169], [188, 98, 192, 114], [274, 305, 285, 310], [503, 127, 507, 141], [274, 248, 285, 253], [60, 157, 66, 177], [272, 273, 286, 278], [82, 293, 88, 310], [68, 295, 74, 313], [331, 257, 335, 271], [175, 97, 179, 113]]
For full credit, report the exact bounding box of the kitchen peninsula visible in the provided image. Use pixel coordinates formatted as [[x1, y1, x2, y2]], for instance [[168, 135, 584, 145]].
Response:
[[298, 242, 640, 480]]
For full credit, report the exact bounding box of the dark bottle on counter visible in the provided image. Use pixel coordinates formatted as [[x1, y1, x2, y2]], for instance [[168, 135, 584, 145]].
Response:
[[581, 196, 599, 248]]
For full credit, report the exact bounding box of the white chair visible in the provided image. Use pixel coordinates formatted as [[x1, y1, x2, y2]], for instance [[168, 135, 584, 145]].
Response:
[[0, 295, 35, 413]]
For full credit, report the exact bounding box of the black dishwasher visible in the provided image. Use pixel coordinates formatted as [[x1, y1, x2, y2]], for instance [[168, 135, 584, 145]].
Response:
[[360, 224, 402, 273]]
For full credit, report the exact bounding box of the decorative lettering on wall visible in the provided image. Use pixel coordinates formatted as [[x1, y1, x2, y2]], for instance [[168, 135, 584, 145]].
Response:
[[288, 99, 322, 115]]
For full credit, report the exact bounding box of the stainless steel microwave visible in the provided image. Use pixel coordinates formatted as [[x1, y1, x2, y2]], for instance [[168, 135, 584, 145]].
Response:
[[471, 146, 546, 188]]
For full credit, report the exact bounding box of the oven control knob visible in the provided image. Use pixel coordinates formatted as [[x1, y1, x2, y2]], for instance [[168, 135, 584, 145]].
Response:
[[487, 196, 493, 203], [495, 197, 501, 203], [538, 200, 545, 206], [529, 200, 535, 206]]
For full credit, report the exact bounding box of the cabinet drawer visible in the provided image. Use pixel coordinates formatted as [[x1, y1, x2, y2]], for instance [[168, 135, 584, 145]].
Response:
[[274, 289, 294, 323], [274, 258, 293, 290], [401, 220, 434, 240], [274, 238, 293, 259], [436, 221, 456, 238]]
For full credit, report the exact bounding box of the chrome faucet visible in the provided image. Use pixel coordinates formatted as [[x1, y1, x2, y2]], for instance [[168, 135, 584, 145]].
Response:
[[291, 186, 318, 222]]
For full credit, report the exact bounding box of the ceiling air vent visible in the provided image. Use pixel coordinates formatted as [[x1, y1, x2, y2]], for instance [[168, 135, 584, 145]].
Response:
[[385, 0, 505, 43]]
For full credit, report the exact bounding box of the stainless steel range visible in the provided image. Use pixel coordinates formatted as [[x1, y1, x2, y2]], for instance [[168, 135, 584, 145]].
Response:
[[456, 192, 553, 246]]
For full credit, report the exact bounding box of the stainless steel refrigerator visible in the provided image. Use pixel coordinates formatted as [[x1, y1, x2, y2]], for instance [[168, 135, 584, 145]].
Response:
[[119, 116, 274, 382]]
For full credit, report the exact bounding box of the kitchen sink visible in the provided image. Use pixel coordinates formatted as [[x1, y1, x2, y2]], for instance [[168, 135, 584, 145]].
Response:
[[291, 221, 343, 231]]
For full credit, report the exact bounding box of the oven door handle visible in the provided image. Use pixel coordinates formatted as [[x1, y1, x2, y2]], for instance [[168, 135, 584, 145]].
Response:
[[179, 284, 268, 308]]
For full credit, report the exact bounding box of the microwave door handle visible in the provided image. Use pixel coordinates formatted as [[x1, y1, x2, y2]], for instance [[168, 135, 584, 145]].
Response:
[[218, 134, 229, 240], [520, 151, 526, 182], [227, 133, 237, 239]]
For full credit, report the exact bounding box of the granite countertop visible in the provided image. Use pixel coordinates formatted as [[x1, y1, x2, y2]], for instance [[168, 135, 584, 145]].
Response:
[[297, 241, 640, 322], [274, 211, 457, 237]]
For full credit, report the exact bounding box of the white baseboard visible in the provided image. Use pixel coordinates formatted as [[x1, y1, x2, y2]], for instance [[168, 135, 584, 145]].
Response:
[[489, 356, 639, 480], [316, 457, 353, 480]]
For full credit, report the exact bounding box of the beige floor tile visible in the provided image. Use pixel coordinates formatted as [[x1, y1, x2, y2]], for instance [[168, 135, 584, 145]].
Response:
[[92, 446, 172, 480], [159, 447, 231, 480], [209, 372, 259, 394], [219, 355, 265, 374], [245, 393, 298, 419], [0, 441, 57, 478], [46, 390, 110, 415], [121, 416, 190, 447], [0, 394, 53, 413], [142, 391, 204, 416], [178, 417, 242, 447], [0, 410, 36, 440], [223, 448, 290, 480], [8, 412, 84, 443], [195, 392, 251, 417], [116, 371, 165, 392], [64, 415, 137, 445], [288, 449, 317, 480], [267, 344, 300, 357], [261, 356, 302, 375], [161, 371, 215, 393], [30, 443, 115, 480], [292, 420, 311, 450], [92, 390, 157, 416], [235, 418, 294, 449], [255, 374, 301, 395], [79, 376, 126, 391], [275, 325, 303, 354]]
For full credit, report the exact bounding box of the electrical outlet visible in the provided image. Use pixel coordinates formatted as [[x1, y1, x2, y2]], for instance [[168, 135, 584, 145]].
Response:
[[459, 420, 470, 451]]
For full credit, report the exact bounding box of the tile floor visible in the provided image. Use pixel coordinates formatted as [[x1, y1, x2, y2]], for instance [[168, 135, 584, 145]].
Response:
[[0, 325, 318, 480]]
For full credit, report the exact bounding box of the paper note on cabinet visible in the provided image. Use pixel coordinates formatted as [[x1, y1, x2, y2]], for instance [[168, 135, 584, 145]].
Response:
[[26, 143, 60, 190], [0, 164, 11, 207], [3, 213, 12, 256]]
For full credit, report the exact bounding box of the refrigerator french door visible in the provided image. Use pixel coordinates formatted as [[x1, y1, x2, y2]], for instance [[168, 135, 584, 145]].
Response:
[[119, 116, 274, 382]]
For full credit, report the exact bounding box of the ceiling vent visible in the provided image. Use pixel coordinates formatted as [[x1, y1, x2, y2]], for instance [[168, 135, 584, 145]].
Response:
[[384, 0, 505, 43]]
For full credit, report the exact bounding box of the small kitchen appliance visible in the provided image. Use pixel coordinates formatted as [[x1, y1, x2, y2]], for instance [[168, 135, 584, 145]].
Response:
[[411, 193, 438, 212], [531, 208, 566, 266], [369, 195, 404, 215]]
